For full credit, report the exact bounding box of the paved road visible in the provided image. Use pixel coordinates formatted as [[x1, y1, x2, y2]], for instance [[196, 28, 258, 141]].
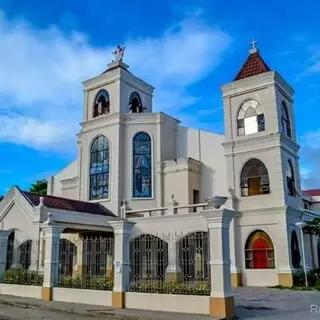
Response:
[[0, 288, 319, 319], [234, 287, 320, 319]]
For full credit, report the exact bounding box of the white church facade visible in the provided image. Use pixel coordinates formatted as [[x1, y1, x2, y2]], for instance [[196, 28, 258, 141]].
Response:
[[0, 43, 320, 312]]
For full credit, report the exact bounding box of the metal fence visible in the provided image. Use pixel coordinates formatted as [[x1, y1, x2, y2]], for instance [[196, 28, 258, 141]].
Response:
[[1, 239, 43, 286], [129, 232, 210, 295], [57, 236, 114, 290]]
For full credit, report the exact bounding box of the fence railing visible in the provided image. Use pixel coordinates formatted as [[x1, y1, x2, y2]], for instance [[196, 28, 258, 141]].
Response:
[[128, 232, 210, 295], [1, 239, 43, 286], [56, 236, 114, 291]]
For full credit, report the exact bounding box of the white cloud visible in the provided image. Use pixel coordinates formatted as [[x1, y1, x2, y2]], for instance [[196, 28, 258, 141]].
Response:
[[0, 11, 231, 152]]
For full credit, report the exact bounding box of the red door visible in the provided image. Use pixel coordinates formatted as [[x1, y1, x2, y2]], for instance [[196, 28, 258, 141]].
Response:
[[252, 239, 268, 269]]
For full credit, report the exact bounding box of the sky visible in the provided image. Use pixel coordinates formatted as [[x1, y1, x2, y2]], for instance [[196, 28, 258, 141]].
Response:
[[0, 0, 320, 194]]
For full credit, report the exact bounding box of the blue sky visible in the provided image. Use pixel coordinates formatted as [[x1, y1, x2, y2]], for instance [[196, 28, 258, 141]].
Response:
[[0, 0, 320, 194]]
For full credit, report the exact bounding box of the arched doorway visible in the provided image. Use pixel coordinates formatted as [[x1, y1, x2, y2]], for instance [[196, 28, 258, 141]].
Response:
[[178, 232, 209, 282], [245, 230, 275, 269]]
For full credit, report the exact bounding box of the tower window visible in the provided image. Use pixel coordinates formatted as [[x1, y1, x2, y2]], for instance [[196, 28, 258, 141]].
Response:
[[129, 92, 145, 113], [93, 90, 110, 117], [286, 160, 296, 197], [240, 159, 270, 197], [281, 101, 292, 138], [237, 99, 265, 136]]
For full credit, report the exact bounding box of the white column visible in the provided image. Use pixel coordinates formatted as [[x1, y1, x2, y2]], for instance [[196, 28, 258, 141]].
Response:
[[0, 231, 11, 279], [41, 225, 63, 298], [29, 238, 40, 271], [109, 220, 135, 308], [203, 209, 235, 320], [165, 234, 181, 281]]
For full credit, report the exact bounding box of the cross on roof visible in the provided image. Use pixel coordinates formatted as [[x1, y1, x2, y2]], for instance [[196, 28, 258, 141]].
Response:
[[250, 40, 258, 49]]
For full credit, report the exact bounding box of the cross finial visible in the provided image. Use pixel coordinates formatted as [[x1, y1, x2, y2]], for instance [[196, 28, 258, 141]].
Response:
[[249, 40, 258, 54], [250, 40, 257, 49]]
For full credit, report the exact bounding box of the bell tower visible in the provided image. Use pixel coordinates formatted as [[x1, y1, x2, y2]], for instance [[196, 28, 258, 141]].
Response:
[[82, 45, 154, 122], [77, 46, 154, 215], [222, 42, 302, 212]]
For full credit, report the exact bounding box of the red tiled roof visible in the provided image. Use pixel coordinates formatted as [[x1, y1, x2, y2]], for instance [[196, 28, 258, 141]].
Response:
[[302, 189, 320, 197], [20, 190, 115, 217], [234, 51, 270, 81]]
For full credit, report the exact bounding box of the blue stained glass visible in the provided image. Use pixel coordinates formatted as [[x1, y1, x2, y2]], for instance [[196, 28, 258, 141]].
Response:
[[89, 136, 110, 200], [132, 132, 152, 198]]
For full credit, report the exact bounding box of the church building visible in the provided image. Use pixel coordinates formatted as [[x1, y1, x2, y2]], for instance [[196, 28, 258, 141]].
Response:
[[0, 43, 319, 289]]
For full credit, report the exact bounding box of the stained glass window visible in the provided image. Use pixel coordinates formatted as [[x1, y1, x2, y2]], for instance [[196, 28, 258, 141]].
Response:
[[89, 136, 109, 200], [132, 132, 152, 198]]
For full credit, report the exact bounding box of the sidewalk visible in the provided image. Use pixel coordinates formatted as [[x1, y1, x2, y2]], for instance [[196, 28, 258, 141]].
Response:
[[0, 294, 215, 320]]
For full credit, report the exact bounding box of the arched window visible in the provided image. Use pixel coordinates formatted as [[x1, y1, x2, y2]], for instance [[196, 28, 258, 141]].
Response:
[[93, 90, 110, 117], [286, 160, 296, 197], [89, 136, 109, 200], [291, 230, 301, 269], [129, 92, 144, 113], [178, 232, 209, 282], [132, 132, 152, 198], [281, 102, 291, 138], [240, 159, 270, 197], [129, 234, 168, 283], [245, 230, 275, 269], [237, 99, 265, 136]]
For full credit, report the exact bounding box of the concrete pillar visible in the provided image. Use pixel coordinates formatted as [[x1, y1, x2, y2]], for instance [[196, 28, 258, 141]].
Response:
[[204, 209, 235, 320], [165, 234, 181, 282], [109, 220, 135, 309], [29, 238, 40, 271], [0, 231, 11, 279], [41, 225, 63, 301]]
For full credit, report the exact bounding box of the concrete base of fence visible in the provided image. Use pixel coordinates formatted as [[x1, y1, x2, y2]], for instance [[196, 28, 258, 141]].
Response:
[[41, 287, 53, 301], [125, 292, 209, 315], [112, 292, 125, 308], [53, 288, 112, 306], [165, 272, 181, 283], [231, 272, 242, 287], [0, 284, 42, 299], [209, 296, 235, 320], [278, 273, 293, 287]]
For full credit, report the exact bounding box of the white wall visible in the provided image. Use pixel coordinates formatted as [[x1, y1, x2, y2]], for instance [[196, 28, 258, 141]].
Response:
[[176, 127, 227, 202], [126, 292, 209, 315]]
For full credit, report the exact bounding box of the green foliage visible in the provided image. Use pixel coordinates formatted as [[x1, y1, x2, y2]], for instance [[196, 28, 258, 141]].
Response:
[[129, 281, 210, 296], [59, 275, 113, 291], [293, 268, 320, 287], [3, 268, 43, 286], [305, 218, 320, 236], [0, 195, 3, 201], [29, 179, 47, 196]]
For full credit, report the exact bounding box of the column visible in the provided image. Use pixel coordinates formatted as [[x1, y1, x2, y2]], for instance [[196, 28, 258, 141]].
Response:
[[230, 215, 242, 287], [109, 220, 135, 309], [0, 231, 11, 279], [165, 234, 181, 282], [41, 224, 63, 301], [204, 209, 235, 320], [29, 238, 40, 271]]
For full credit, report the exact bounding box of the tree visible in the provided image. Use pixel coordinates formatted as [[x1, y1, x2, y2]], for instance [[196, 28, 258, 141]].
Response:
[[29, 179, 47, 196], [305, 217, 320, 236], [0, 195, 3, 202]]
